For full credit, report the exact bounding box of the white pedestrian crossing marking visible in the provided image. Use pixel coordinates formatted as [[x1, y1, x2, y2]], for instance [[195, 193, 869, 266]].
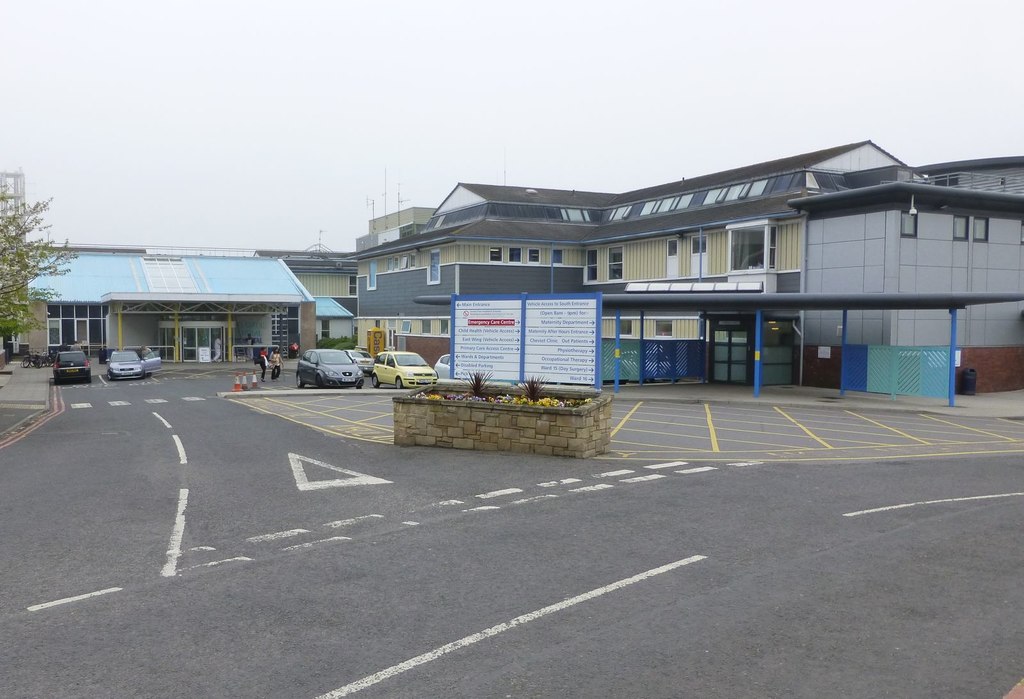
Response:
[[182, 397, 205, 401], [70, 403, 91, 409], [145, 399, 168, 404], [109, 401, 130, 406]]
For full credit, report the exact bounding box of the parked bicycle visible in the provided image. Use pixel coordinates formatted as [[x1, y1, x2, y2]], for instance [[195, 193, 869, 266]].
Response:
[[20, 351, 55, 368]]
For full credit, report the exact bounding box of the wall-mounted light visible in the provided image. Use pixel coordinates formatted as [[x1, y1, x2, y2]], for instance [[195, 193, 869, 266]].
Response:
[[909, 194, 918, 217]]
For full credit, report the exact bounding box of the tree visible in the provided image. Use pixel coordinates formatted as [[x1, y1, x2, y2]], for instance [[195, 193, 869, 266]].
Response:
[[0, 195, 76, 337]]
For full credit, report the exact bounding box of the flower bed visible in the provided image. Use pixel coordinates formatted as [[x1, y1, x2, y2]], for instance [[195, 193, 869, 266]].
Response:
[[393, 384, 612, 458]]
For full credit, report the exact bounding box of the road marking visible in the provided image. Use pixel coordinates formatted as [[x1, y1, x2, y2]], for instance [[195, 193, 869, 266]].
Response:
[[315, 554, 706, 698], [510, 494, 559, 505], [186, 556, 252, 569], [290, 453, 392, 491], [726, 461, 763, 467], [161, 488, 189, 577], [434, 499, 464, 506], [246, 528, 311, 542], [70, 403, 91, 409], [323, 514, 384, 529], [594, 469, 633, 478], [773, 406, 833, 449], [182, 396, 206, 401], [109, 401, 130, 407], [569, 484, 614, 493], [152, 412, 172, 429], [844, 410, 931, 445], [476, 488, 523, 499], [621, 474, 666, 483], [146, 398, 168, 404], [610, 401, 643, 439], [402, 521, 420, 526], [537, 478, 581, 487], [463, 505, 501, 512], [190, 546, 216, 552], [704, 404, 720, 452], [919, 413, 1016, 442], [676, 466, 718, 474], [843, 491, 1024, 517], [172, 434, 187, 464], [283, 536, 350, 551], [644, 461, 688, 469], [27, 587, 123, 612]]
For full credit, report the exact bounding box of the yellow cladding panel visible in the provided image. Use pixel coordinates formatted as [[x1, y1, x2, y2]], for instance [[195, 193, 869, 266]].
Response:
[[776, 221, 802, 271], [296, 273, 350, 296], [705, 230, 728, 275], [601, 317, 700, 339], [624, 238, 676, 279]]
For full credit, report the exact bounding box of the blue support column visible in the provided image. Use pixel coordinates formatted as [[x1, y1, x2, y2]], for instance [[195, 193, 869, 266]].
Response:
[[638, 310, 646, 386], [753, 309, 763, 398], [948, 308, 957, 408], [614, 309, 621, 393], [840, 309, 848, 396]]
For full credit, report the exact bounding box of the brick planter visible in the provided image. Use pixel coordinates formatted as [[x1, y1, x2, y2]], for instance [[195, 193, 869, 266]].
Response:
[[393, 386, 612, 458]]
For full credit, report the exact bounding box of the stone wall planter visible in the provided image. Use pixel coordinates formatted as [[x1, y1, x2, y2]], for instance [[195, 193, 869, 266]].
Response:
[[393, 385, 612, 458]]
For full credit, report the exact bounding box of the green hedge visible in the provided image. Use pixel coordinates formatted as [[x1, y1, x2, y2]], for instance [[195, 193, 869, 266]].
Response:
[[316, 336, 357, 350]]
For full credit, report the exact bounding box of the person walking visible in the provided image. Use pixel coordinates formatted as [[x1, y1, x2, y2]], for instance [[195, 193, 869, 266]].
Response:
[[270, 347, 282, 381], [258, 348, 269, 382]]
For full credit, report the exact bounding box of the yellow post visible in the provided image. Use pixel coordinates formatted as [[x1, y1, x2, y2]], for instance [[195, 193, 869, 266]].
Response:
[[116, 304, 123, 348], [174, 307, 180, 363]]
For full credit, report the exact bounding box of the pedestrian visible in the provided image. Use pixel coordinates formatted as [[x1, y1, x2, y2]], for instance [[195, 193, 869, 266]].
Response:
[[270, 347, 282, 380], [259, 348, 269, 382]]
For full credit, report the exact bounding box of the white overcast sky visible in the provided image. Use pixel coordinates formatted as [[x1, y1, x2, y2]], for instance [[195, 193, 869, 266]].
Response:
[[4, 1, 1023, 252]]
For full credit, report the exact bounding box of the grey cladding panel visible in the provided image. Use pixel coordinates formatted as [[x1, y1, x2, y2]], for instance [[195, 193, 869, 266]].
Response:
[[775, 272, 800, 293], [360, 269, 456, 317], [458, 264, 586, 295]]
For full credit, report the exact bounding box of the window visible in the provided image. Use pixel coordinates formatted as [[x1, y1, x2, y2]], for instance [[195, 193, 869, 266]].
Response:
[[641, 201, 658, 216], [561, 208, 590, 222], [609, 206, 631, 221], [806, 172, 820, 190], [348, 276, 357, 296], [676, 193, 694, 208], [320, 320, 330, 339], [527, 248, 540, 263], [428, 249, 441, 284], [973, 217, 989, 241], [900, 212, 917, 238], [747, 179, 769, 197], [367, 261, 377, 290], [608, 246, 623, 280], [655, 320, 673, 337], [768, 226, 778, 270], [703, 188, 724, 205], [667, 239, 678, 257], [401, 319, 412, 333], [731, 228, 765, 270], [552, 248, 564, 264], [489, 247, 503, 262], [953, 216, 969, 240], [691, 236, 707, 254], [508, 247, 523, 263], [399, 255, 409, 270], [48, 319, 60, 345], [439, 318, 449, 336], [724, 184, 745, 201], [386, 257, 394, 272], [619, 319, 634, 336], [586, 249, 598, 281]]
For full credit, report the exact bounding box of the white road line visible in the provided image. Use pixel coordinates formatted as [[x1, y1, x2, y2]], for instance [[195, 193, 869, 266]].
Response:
[[569, 484, 614, 493], [161, 488, 189, 577], [727, 461, 764, 467], [644, 461, 689, 470], [186, 557, 252, 570], [246, 528, 310, 543], [27, 587, 123, 612], [109, 401, 130, 406], [462, 505, 501, 512], [97, 375, 108, 386], [434, 500, 464, 506], [189, 546, 216, 552], [152, 412, 172, 429], [676, 466, 718, 475], [402, 521, 420, 526], [323, 514, 384, 529], [537, 478, 582, 487], [510, 494, 559, 505], [171, 434, 187, 464], [594, 469, 633, 478], [182, 396, 205, 401], [145, 398, 168, 404], [843, 491, 1024, 517], [316, 554, 707, 698], [282, 536, 350, 551], [476, 488, 523, 499], [621, 474, 666, 483], [70, 403, 91, 409]]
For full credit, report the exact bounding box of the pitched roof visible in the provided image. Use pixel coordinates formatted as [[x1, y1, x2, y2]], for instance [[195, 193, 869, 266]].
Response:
[[314, 297, 354, 318], [458, 183, 617, 208]]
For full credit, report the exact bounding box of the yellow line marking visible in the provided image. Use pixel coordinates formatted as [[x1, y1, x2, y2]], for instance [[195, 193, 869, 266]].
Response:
[[919, 414, 1016, 442], [845, 410, 931, 445], [246, 403, 391, 444], [773, 406, 833, 449], [257, 396, 394, 434], [704, 404, 720, 452], [610, 401, 643, 439], [594, 444, 1024, 463]]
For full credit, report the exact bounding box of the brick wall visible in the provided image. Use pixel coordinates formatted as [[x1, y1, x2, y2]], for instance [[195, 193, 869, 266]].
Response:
[[402, 336, 450, 367]]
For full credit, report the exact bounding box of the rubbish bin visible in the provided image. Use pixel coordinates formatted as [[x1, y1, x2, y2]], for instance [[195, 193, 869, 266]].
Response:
[[961, 368, 977, 395], [99, 347, 108, 364]]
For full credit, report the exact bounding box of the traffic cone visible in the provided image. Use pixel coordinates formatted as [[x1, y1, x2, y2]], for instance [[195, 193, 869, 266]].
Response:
[[252, 370, 260, 388], [240, 373, 249, 390], [233, 373, 242, 392]]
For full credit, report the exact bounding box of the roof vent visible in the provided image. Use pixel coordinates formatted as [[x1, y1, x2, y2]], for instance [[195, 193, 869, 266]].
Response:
[[525, 188, 538, 195]]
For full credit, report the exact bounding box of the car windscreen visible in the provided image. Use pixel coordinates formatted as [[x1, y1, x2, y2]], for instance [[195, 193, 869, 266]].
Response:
[[58, 352, 86, 362], [109, 352, 140, 362], [395, 354, 427, 366], [351, 351, 372, 359], [318, 350, 355, 364]]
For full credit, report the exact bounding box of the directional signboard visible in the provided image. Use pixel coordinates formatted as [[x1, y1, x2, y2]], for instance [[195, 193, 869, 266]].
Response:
[[450, 293, 601, 386]]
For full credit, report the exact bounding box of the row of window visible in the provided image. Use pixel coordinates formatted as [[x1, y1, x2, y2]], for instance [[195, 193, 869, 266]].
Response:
[[901, 214, 990, 241], [428, 203, 599, 231], [368, 250, 443, 289], [487, 246, 565, 264]]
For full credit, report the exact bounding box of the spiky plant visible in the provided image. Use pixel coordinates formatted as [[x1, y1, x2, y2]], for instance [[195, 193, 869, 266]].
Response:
[[463, 371, 494, 398], [520, 375, 547, 403]]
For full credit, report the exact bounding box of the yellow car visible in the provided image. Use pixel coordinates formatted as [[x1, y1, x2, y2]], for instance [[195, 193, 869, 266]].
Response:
[[371, 351, 438, 389]]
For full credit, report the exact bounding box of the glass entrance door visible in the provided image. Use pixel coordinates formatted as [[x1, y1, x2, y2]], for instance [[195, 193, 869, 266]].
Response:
[[712, 324, 749, 384], [180, 326, 225, 362]]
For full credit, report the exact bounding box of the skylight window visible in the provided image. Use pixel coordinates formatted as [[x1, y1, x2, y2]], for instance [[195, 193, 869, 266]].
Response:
[[561, 208, 591, 222], [609, 206, 631, 221], [141, 257, 198, 293], [747, 179, 769, 196], [724, 184, 745, 201], [703, 188, 725, 205]]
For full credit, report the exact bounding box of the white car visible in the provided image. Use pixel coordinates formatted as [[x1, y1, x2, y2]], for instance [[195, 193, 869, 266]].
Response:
[[433, 353, 451, 379]]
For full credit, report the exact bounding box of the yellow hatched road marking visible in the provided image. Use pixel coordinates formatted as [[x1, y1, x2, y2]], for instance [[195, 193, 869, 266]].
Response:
[[611, 401, 643, 439], [845, 410, 931, 445], [256, 396, 394, 433], [773, 406, 833, 449], [919, 414, 1016, 442], [246, 403, 392, 444], [704, 404, 720, 452]]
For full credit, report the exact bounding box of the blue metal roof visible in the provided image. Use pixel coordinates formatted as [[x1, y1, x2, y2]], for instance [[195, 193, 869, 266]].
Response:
[[315, 297, 354, 318], [31, 253, 314, 302]]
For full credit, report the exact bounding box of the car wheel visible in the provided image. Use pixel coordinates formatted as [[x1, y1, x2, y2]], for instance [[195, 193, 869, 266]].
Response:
[[371, 373, 380, 388], [315, 373, 325, 389], [395, 377, 404, 390], [355, 378, 364, 389], [107, 372, 113, 381], [296, 372, 305, 388]]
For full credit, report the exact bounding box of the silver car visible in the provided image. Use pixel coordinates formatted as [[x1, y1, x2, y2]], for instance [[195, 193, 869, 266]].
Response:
[[106, 350, 145, 380], [344, 349, 375, 376], [123, 347, 162, 377], [434, 353, 451, 379]]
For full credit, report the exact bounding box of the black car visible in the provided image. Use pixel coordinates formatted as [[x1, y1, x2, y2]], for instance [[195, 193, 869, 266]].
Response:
[[53, 350, 92, 385], [295, 349, 364, 389]]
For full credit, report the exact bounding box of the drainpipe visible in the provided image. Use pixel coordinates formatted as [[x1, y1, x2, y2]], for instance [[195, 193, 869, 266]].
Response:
[[798, 215, 808, 386], [698, 227, 704, 281]]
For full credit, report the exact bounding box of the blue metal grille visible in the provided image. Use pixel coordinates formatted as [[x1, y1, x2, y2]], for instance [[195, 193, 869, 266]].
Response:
[[642, 339, 704, 381], [844, 344, 869, 391]]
